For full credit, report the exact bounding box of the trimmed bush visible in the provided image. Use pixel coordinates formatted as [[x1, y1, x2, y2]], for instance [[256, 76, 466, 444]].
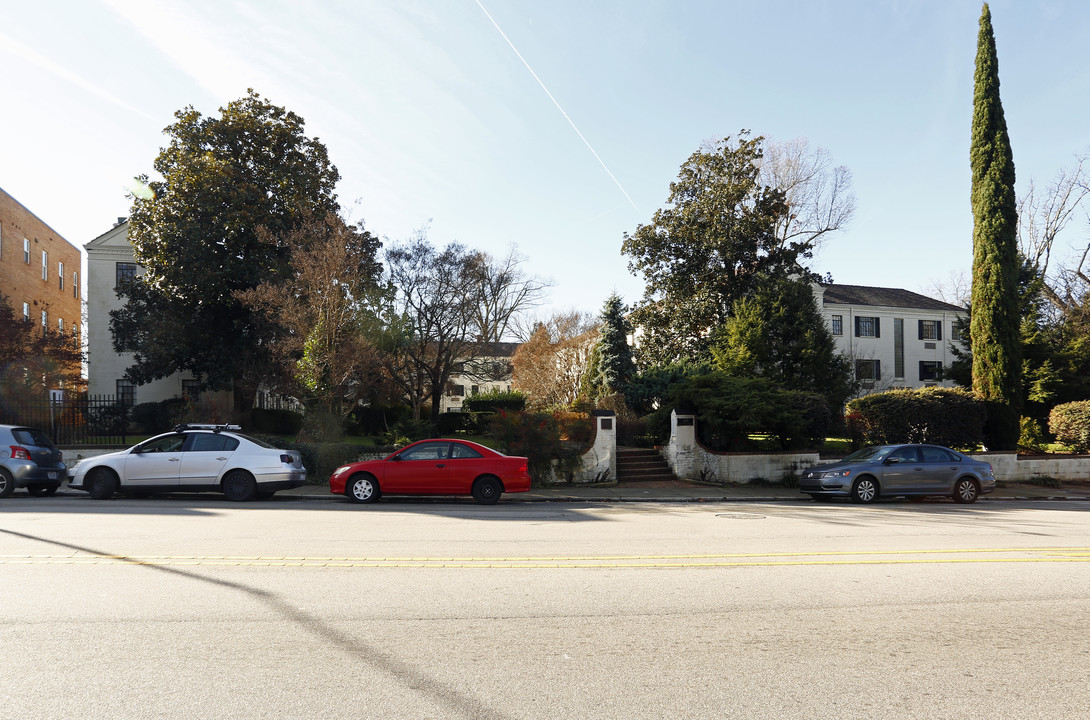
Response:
[[847, 387, 985, 450], [250, 407, 304, 435], [486, 410, 584, 485], [462, 389, 527, 414], [1049, 400, 1090, 452], [652, 372, 829, 451], [131, 398, 187, 434]]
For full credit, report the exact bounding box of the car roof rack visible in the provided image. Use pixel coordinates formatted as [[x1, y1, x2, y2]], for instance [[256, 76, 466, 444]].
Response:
[[172, 423, 242, 433]]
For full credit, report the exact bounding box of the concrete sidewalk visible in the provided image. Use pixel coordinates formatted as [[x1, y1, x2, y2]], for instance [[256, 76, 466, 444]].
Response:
[[288, 480, 1090, 503]]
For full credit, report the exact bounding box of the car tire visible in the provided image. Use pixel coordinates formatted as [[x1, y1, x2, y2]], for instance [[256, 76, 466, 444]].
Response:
[[88, 468, 118, 500], [0, 469, 15, 498], [850, 476, 879, 504], [222, 470, 257, 502], [953, 478, 980, 504], [256, 489, 276, 500], [27, 484, 58, 497], [346, 474, 380, 503], [472, 476, 503, 505]]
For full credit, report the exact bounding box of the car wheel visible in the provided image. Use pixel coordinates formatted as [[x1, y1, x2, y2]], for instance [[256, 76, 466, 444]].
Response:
[[472, 476, 503, 505], [27, 484, 58, 497], [222, 471, 257, 502], [346, 474, 380, 503], [88, 468, 118, 500], [850, 476, 879, 504], [0, 469, 15, 498], [953, 478, 980, 504]]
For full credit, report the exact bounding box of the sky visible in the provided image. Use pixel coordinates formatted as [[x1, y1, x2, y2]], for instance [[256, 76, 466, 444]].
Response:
[[3, 0, 1090, 324]]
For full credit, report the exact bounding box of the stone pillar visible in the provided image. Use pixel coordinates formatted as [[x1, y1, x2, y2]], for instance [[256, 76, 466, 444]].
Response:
[[580, 410, 617, 482], [664, 410, 701, 479]]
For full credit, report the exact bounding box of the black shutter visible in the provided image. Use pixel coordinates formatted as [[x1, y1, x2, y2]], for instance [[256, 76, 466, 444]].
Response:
[[937, 322, 943, 341], [854, 316, 861, 337], [918, 319, 924, 340], [874, 318, 880, 338]]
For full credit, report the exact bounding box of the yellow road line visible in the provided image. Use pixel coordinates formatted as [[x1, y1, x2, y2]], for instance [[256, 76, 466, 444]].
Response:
[[2, 548, 1090, 568]]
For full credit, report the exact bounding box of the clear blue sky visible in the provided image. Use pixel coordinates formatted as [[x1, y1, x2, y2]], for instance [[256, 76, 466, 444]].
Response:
[[3, 0, 1089, 320]]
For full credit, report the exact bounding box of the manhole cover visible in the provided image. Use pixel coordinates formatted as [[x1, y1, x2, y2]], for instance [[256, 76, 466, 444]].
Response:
[[715, 513, 766, 520]]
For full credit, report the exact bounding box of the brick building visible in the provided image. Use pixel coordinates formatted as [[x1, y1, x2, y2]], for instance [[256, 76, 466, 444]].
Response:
[[0, 186, 82, 346]]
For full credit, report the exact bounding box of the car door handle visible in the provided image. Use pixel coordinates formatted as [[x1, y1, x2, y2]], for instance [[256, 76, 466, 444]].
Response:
[[217, 457, 227, 461], [436, 463, 445, 468], [169, 458, 181, 462]]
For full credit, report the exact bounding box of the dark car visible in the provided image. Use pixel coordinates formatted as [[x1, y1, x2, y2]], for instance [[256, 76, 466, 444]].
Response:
[[329, 438, 531, 505], [800, 444, 996, 504], [0, 424, 67, 497]]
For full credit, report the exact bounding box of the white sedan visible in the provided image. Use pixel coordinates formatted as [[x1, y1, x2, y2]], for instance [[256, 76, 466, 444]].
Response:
[[67, 424, 307, 501]]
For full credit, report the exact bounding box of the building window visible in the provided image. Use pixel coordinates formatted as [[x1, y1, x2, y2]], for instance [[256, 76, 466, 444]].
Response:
[[58, 318, 64, 333], [182, 379, 201, 400], [72, 323, 79, 339], [951, 321, 962, 343], [893, 318, 904, 379], [22, 302, 29, 321], [58, 262, 64, 290], [830, 315, 843, 336], [447, 384, 465, 397], [471, 385, 480, 396], [919, 361, 944, 382], [41, 310, 47, 328], [856, 359, 881, 385], [116, 380, 136, 406], [24, 238, 30, 264], [42, 251, 48, 280], [854, 316, 880, 338], [116, 262, 138, 288], [73, 271, 79, 298], [918, 319, 943, 341]]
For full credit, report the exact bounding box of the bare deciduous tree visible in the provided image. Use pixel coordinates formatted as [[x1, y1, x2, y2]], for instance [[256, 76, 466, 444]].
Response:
[[511, 311, 598, 409], [1017, 155, 1090, 313], [466, 245, 552, 343]]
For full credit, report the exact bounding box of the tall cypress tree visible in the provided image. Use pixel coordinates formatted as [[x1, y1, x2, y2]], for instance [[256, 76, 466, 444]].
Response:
[[970, 3, 1022, 449], [594, 292, 636, 396]]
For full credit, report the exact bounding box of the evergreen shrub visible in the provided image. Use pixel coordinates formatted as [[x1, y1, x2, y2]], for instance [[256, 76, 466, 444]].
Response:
[[847, 387, 985, 450], [1049, 400, 1090, 452]]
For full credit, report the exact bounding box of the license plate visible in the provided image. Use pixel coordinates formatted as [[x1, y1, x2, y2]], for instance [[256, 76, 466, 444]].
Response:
[[47, 472, 58, 479]]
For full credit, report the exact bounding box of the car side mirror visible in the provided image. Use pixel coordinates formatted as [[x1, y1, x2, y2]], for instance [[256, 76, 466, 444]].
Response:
[[885, 457, 901, 465], [391, 455, 402, 462]]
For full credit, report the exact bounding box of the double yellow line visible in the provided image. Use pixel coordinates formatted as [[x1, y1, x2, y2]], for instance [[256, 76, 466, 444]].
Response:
[[2, 547, 1089, 568]]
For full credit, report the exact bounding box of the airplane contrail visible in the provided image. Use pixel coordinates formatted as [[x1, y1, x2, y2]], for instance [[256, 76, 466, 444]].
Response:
[[474, 0, 639, 212]]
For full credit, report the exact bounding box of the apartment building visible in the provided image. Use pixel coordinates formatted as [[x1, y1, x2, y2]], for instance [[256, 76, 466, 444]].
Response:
[[0, 185, 82, 350]]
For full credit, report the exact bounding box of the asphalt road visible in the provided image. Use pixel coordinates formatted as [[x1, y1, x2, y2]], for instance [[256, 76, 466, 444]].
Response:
[[3, 496, 1090, 719]]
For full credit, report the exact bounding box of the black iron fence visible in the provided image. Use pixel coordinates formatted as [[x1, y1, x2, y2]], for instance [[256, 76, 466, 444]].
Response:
[[0, 393, 134, 447]]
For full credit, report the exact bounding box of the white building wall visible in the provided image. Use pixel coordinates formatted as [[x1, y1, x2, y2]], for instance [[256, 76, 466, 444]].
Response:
[[813, 285, 966, 396], [85, 221, 209, 404]]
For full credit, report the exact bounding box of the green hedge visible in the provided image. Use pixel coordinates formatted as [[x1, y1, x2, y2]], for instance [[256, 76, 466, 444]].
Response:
[[1049, 400, 1090, 452], [654, 372, 830, 451], [462, 390, 527, 414], [846, 387, 985, 450]]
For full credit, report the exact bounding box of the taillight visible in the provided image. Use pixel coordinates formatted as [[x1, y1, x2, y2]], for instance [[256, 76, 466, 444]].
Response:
[[517, 461, 528, 473], [10, 446, 31, 461], [280, 454, 294, 464]]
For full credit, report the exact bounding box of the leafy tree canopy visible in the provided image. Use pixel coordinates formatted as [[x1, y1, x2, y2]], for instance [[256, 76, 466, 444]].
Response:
[[0, 294, 83, 396], [712, 277, 853, 409], [112, 90, 341, 414], [623, 132, 812, 365]]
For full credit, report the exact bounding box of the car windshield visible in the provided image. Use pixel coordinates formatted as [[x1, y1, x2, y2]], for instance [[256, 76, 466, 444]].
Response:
[[841, 446, 891, 462]]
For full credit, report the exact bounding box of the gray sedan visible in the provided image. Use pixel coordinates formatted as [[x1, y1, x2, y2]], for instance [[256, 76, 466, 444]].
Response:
[[799, 444, 996, 504]]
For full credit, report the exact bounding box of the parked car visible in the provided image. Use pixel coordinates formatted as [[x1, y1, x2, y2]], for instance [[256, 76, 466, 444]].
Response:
[[799, 444, 996, 504], [329, 439, 531, 505], [67, 424, 306, 501], [0, 425, 67, 498]]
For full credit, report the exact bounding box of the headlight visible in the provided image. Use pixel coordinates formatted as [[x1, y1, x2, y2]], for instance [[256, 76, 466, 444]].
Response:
[[820, 469, 851, 478]]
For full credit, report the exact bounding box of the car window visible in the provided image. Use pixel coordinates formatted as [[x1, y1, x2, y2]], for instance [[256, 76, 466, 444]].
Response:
[[888, 447, 920, 463], [138, 435, 186, 453], [450, 443, 483, 459], [921, 446, 956, 462], [399, 442, 448, 461], [843, 446, 888, 462], [12, 428, 54, 448], [186, 434, 240, 452]]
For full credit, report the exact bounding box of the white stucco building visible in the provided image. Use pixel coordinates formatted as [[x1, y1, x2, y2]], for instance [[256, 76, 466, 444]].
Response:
[[814, 283, 966, 396], [85, 220, 224, 404]]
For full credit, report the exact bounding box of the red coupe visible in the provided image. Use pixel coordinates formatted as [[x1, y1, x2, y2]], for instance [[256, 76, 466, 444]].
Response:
[[329, 439, 532, 504]]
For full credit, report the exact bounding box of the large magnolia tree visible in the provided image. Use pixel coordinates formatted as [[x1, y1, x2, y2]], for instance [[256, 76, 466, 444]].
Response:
[[112, 90, 341, 415]]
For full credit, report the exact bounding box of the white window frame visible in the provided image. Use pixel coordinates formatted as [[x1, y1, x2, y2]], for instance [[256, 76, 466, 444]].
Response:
[[42, 250, 48, 280], [24, 238, 30, 264], [58, 261, 64, 290]]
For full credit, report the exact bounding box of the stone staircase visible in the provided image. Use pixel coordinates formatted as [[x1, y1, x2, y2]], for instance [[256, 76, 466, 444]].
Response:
[[616, 447, 678, 483]]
